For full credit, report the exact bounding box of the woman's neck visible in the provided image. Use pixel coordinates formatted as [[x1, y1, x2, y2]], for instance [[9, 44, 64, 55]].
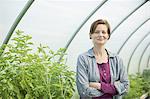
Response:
[[93, 45, 108, 64], [93, 45, 106, 56]]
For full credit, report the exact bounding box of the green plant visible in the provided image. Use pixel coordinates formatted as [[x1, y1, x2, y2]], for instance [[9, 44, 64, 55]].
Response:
[[123, 72, 150, 99], [0, 30, 75, 99], [123, 73, 145, 99], [142, 69, 150, 95]]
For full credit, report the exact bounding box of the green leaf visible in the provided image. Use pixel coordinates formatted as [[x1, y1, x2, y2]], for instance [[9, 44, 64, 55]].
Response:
[[0, 30, 75, 98]]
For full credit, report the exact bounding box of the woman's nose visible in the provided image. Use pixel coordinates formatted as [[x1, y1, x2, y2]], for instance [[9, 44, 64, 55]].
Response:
[[99, 31, 103, 36]]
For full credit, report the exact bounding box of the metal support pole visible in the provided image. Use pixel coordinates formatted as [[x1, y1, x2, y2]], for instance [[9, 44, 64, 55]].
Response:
[[59, 0, 108, 61], [117, 18, 150, 54], [127, 32, 150, 73], [111, 0, 148, 35], [138, 42, 150, 72], [147, 55, 150, 68], [64, 0, 108, 51], [0, 0, 34, 56]]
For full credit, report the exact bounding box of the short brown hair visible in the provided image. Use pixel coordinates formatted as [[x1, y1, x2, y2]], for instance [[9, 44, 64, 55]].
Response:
[[89, 19, 111, 39]]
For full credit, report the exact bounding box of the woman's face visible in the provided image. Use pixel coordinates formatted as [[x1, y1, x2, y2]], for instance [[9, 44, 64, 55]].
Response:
[[91, 24, 109, 46]]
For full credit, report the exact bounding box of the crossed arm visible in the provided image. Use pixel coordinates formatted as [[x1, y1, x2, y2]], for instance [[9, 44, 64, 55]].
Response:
[[89, 81, 118, 95], [76, 55, 129, 97]]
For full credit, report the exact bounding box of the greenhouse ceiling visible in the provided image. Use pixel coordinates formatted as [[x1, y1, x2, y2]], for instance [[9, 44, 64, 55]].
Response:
[[0, 0, 150, 74]]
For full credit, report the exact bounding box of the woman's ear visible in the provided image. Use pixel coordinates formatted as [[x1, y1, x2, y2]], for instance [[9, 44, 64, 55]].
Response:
[[89, 33, 92, 39], [107, 35, 110, 40]]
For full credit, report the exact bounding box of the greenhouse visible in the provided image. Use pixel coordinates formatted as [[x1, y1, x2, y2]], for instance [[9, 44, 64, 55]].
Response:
[[0, 0, 150, 99]]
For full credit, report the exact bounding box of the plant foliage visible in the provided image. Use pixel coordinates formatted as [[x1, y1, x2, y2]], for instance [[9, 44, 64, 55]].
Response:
[[0, 30, 75, 99], [123, 71, 150, 99]]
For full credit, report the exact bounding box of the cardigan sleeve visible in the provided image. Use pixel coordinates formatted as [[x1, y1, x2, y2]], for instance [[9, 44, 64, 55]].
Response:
[[114, 56, 129, 95], [76, 55, 104, 97]]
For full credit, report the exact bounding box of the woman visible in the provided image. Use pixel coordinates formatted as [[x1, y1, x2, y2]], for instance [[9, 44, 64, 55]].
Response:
[[76, 19, 129, 99]]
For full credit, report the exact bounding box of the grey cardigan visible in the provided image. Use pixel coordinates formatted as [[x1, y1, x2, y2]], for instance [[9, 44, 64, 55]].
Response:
[[76, 48, 129, 99]]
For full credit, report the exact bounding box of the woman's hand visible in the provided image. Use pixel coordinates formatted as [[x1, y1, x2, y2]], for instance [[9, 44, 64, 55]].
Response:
[[89, 82, 101, 90], [114, 81, 120, 85]]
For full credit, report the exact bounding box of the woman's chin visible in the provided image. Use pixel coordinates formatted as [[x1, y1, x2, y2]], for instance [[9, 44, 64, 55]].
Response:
[[96, 42, 106, 45]]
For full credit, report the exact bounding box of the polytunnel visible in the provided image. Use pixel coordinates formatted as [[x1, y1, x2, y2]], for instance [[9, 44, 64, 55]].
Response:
[[0, 0, 150, 99]]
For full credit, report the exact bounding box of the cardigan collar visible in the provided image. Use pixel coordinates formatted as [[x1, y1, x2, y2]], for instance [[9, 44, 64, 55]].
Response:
[[86, 47, 116, 58]]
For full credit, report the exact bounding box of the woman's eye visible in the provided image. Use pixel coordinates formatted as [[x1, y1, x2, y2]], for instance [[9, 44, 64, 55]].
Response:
[[102, 31, 106, 34], [94, 31, 99, 34]]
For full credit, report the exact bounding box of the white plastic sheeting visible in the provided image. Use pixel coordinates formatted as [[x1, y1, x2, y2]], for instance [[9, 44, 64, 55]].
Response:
[[0, 0, 150, 74]]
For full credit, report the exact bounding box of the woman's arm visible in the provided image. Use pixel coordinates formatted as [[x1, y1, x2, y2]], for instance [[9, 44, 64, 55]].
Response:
[[114, 56, 129, 95], [76, 55, 104, 97], [89, 82, 117, 95], [89, 56, 129, 96]]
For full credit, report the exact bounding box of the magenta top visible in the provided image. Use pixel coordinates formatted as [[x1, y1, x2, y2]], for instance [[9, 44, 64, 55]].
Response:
[[92, 61, 117, 99]]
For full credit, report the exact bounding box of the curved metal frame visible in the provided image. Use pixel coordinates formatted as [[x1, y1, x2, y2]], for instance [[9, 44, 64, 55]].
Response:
[[117, 18, 150, 54], [111, 0, 148, 35], [64, 0, 108, 50], [0, 0, 149, 73], [147, 55, 150, 68], [138, 42, 150, 72], [64, 0, 148, 52], [58, 0, 108, 61], [0, 0, 34, 56], [127, 32, 150, 72]]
